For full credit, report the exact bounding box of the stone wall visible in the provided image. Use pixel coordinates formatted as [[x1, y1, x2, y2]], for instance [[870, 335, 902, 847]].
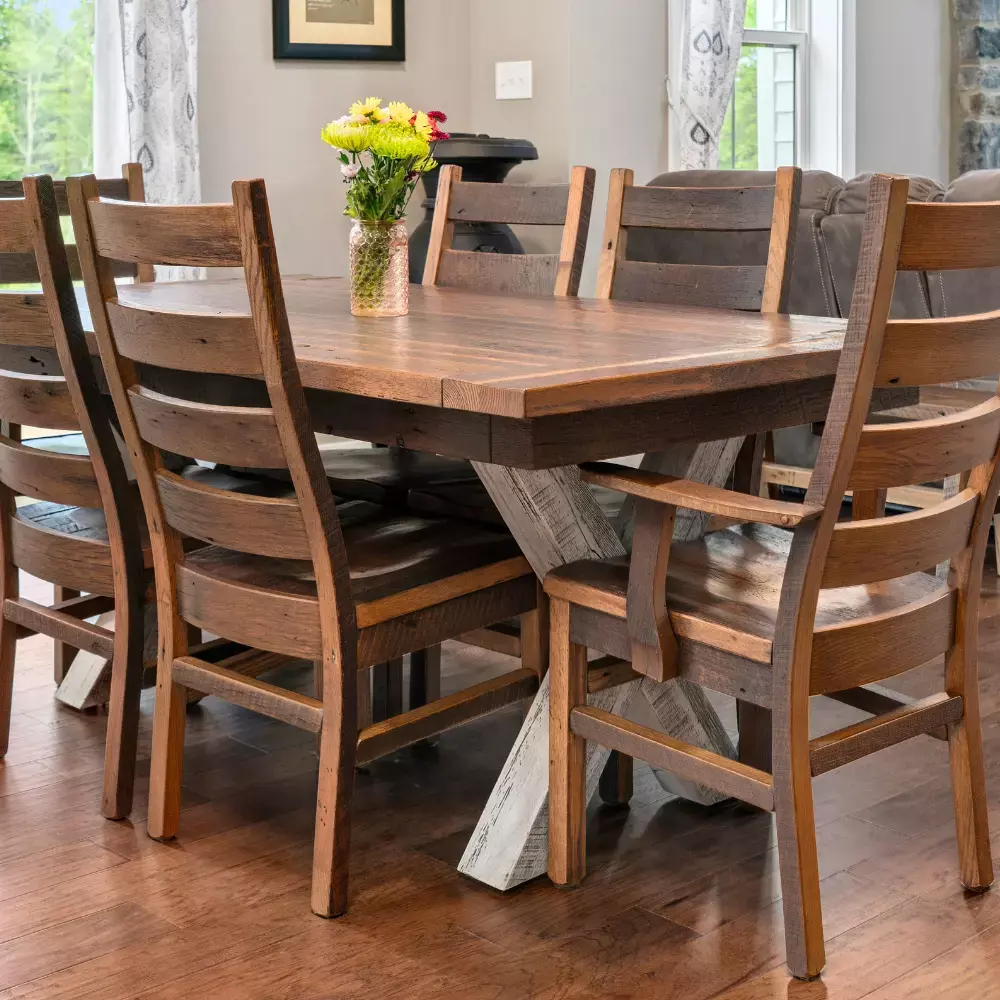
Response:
[[955, 0, 1000, 173]]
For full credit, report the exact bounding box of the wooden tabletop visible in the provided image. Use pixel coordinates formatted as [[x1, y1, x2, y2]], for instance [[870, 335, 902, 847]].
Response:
[[97, 277, 850, 420]]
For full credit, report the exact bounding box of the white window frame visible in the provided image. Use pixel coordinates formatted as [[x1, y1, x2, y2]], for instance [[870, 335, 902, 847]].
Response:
[[667, 0, 856, 177]]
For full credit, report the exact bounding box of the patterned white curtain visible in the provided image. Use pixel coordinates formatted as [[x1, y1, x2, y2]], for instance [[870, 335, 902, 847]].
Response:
[[678, 0, 748, 170], [94, 0, 200, 205]]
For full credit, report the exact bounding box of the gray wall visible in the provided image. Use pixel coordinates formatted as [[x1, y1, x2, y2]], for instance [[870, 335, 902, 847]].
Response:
[[854, 0, 951, 180], [199, 0, 471, 277]]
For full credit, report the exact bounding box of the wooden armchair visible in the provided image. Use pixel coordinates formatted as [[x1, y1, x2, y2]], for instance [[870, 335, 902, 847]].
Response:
[[546, 174, 997, 980], [68, 174, 543, 917]]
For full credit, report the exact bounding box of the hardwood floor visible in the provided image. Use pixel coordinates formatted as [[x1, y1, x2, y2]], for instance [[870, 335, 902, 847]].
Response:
[[1, 569, 1000, 998]]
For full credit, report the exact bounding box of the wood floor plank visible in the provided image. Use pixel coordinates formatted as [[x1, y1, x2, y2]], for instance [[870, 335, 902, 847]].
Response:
[[0, 574, 995, 997]]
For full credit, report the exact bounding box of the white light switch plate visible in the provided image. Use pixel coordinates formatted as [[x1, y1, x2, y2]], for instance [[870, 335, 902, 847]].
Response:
[[495, 61, 533, 101]]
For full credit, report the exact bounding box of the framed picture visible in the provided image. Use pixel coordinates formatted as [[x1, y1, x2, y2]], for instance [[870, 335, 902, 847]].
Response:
[[273, 0, 405, 62]]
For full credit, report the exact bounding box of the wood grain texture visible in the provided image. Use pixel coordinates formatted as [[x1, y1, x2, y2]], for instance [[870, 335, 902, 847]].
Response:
[[0, 373, 78, 431], [849, 398, 1000, 490], [620, 183, 778, 231], [90, 278, 850, 420], [611, 261, 767, 310], [88, 199, 242, 267], [447, 179, 572, 225], [809, 693, 964, 776], [106, 302, 262, 377], [0, 438, 102, 508], [822, 490, 979, 588], [571, 706, 775, 811], [129, 386, 285, 468], [157, 471, 310, 559], [898, 200, 1000, 270], [876, 311, 1000, 387]]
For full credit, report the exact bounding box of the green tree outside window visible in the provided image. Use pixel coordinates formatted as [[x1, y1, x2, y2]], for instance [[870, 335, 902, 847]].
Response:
[[0, 0, 94, 180]]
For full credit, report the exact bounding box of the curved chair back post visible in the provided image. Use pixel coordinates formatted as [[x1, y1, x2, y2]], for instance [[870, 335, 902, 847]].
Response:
[[423, 163, 596, 297]]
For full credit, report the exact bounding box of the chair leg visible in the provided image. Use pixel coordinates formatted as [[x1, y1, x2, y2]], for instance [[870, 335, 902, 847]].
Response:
[[409, 646, 441, 710], [0, 514, 18, 756], [371, 659, 403, 722], [948, 703, 994, 892], [53, 585, 79, 684], [548, 597, 588, 887], [737, 701, 773, 774], [598, 750, 633, 807], [311, 653, 357, 918], [146, 626, 190, 841], [993, 513, 1000, 576], [0, 607, 16, 757], [101, 589, 146, 819], [773, 711, 826, 980]]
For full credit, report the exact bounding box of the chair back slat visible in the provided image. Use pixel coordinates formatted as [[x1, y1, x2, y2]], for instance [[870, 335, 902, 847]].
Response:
[[157, 471, 311, 560], [447, 181, 571, 226], [0, 177, 130, 212], [897, 202, 1000, 271], [809, 588, 956, 695], [822, 490, 979, 589], [598, 165, 801, 313], [0, 293, 56, 347], [424, 164, 595, 298], [129, 387, 286, 469], [875, 312, 1000, 387], [611, 260, 766, 311], [107, 301, 263, 377], [436, 251, 560, 298], [620, 184, 778, 231], [0, 373, 79, 430], [848, 398, 1000, 490], [2, 247, 137, 285], [0, 438, 102, 507], [88, 200, 243, 268]]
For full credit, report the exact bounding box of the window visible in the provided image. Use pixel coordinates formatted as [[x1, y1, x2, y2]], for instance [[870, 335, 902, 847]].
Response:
[[719, 0, 807, 170], [0, 0, 95, 180]]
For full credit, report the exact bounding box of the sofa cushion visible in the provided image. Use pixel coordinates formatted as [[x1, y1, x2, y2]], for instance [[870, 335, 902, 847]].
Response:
[[627, 169, 844, 318], [821, 173, 944, 320]]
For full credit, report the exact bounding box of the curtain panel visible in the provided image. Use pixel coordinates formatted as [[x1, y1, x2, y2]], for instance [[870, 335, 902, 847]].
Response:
[[677, 0, 748, 170], [94, 0, 200, 205]]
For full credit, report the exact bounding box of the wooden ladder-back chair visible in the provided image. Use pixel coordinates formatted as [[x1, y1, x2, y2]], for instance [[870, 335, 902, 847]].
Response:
[[0, 170, 153, 821], [0, 165, 151, 690], [545, 173, 997, 980], [422, 163, 596, 297], [68, 174, 543, 917]]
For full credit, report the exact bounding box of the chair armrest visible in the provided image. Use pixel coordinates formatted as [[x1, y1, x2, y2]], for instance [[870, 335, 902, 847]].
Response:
[[580, 462, 823, 527]]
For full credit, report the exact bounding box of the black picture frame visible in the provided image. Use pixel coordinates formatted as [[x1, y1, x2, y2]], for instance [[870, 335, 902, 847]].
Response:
[[273, 0, 405, 61]]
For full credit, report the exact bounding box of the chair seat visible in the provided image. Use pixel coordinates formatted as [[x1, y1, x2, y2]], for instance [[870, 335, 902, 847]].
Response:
[[547, 523, 947, 667], [175, 513, 533, 663], [318, 446, 478, 506]]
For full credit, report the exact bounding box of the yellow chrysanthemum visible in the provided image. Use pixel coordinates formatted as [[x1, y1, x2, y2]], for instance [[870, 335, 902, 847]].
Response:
[[387, 101, 415, 124], [373, 106, 392, 123], [411, 111, 432, 138], [349, 96, 381, 117], [367, 127, 430, 161], [321, 121, 373, 153]]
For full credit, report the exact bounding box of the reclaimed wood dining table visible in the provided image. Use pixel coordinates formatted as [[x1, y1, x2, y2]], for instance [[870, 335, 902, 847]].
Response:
[[78, 275, 905, 892]]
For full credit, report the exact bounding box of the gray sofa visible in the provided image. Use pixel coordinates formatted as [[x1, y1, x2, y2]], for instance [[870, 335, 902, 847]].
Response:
[[633, 168, 1000, 467]]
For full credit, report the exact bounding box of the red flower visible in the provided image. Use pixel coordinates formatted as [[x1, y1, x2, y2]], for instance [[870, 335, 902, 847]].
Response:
[[427, 110, 448, 124], [431, 128, 451, 142]]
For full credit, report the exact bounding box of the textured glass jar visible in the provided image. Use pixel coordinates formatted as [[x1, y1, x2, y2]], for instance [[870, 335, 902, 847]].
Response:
[[349, 220, 409, 317]]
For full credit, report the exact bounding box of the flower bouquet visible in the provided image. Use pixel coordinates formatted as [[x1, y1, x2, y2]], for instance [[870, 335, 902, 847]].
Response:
[[322, 98, 449, 316]]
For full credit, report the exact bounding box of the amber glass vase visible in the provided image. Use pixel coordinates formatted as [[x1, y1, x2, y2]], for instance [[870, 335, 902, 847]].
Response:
[[348, 220, 409, 317]]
